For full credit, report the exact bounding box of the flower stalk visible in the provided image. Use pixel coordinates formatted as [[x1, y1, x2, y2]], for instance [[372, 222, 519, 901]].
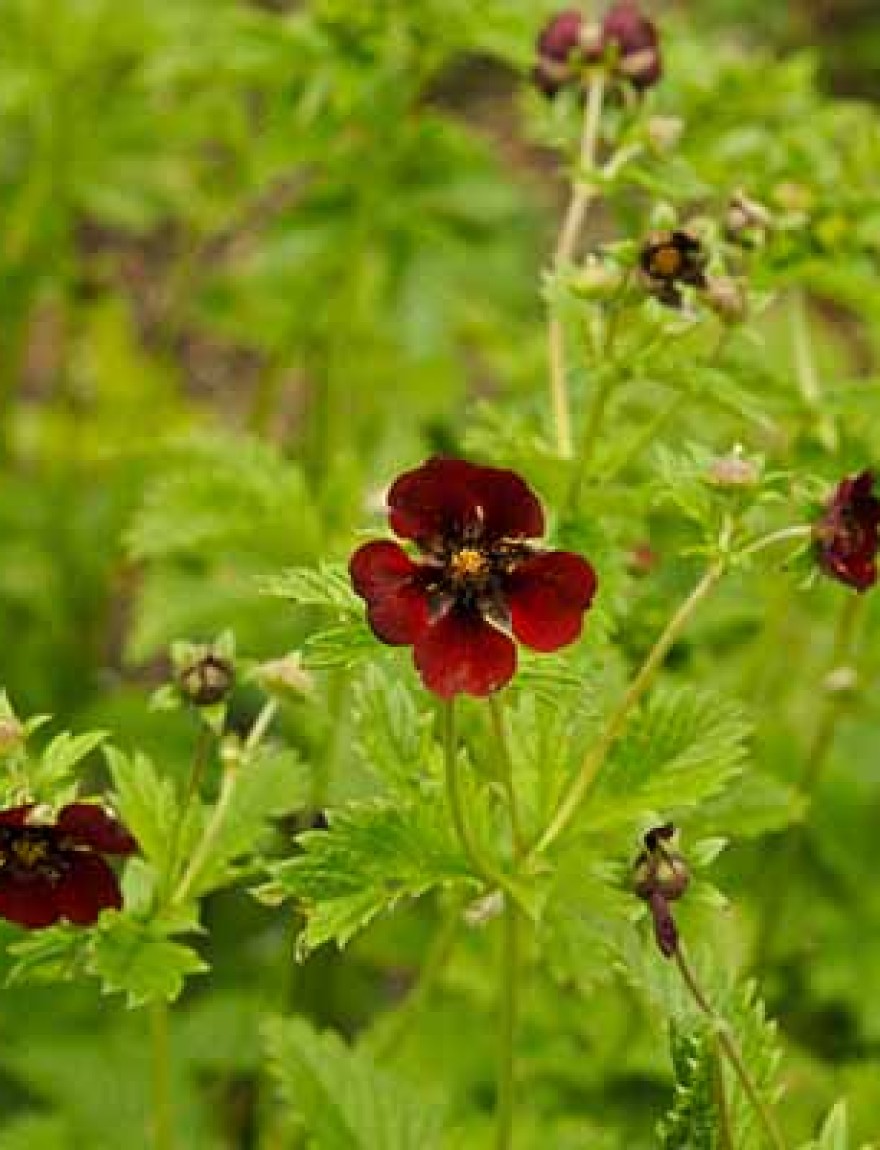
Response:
[[535, 559, 725, 855], [495, 898, 519, 1150], [548, 74, 606, 458], [674, 947, 787, 1150]]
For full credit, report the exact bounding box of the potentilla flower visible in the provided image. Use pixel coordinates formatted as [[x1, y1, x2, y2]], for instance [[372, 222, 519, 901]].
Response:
[[0, 803, 137, 930], [639, 229, 708, 308], [602, 1, 662, 90], [350, 458, 598, 699], [814, 470, 880, 592]]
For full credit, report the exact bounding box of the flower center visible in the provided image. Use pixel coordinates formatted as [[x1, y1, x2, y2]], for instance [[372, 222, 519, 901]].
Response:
[[449, 547, 490, 584], [10, 836, 49, 870], [649, 245, 683, 278]]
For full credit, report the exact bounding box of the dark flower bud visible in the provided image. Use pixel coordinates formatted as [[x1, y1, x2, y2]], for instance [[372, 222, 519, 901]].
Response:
[[814, 470, 880, 593], [534, 10, 599, 98], [178, 652, 235, 707], [639, 229, 708, 308], [602, 2, 662, 90], [632, 823, 691, 959], [725, 191, 772, 247]]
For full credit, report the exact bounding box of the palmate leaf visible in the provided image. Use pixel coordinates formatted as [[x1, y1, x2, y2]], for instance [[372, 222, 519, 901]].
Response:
[[88, 916, 207, 1007], [263, 561, 360, 615], [581, 685, 751, 836], [264, 1017, 445, 1150], [260, 800, 473, 954]]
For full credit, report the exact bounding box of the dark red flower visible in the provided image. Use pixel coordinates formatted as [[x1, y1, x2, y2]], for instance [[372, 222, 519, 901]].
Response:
[[350, 458, 598, 699], [0, 803, 137, 930], [602, 2, 662, 90], [814, 471, 880, 592]]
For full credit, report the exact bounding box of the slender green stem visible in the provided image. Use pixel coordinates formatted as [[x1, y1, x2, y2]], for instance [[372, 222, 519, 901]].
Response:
[[675, 949, 787, 1150], [564, 372, 617, 514], [151, 1001, 173, 1150], [495, 899, 519, 1150], [488, 696, 526, 857], [548, 74, 606, 458], [534, 560, 725, 855], [163, 725, 213, 900], [172, 700, 278, 907], [443, 702, 497, 886], [738, 525, 812, 560]]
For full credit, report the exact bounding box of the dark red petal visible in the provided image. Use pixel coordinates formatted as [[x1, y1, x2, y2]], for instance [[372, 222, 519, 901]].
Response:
[[388, 458, 544, 547], [387, 458, 486, 547], [0, 804, 35, 828], [469, 464, 545, 543], [54, 852, 122, 925], [56, 804, 138, 855], [413, 607, 516, 699], [0, 873, 60, 929], [537, 10, 583, 59], [349, 541, 432, 645], [602, 2, 658, 52], [505, 551, 597, 653]]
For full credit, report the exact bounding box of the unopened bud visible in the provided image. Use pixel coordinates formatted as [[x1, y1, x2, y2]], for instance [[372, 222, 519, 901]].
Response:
[[178, 652, 235, 707], [707, 453, 760, 488], [646, 116, 683, 154], [725, 191, 772, 245], [705, 276, 748, 324]]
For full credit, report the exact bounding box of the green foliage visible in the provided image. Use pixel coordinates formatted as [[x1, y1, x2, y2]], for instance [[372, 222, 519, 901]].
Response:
[[264, 1016, 446, 1150], [88, 917, 207, 1007], [263, 801, 473, 954]]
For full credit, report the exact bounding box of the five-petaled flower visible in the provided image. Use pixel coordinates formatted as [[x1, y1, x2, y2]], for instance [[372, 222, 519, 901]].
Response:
[[814, 470, 880, 592], [350, 458, 598, 699], [0, 803, 137, 930], [639, 228, 708, 308]]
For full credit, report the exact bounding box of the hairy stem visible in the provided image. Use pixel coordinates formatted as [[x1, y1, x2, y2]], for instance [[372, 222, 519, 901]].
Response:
[[443, 701, 497, 886], [150, 1001, 173, 1150], [713, 1037, 735, 1150], [675, 948, 787, 1150], [495, 899, 519, 1150], [172, 700, 278, 907], [163, 725, 213, 901], [534, 560, 725, 854], [548, 75, 605, 458], [488, 695, 526, 857]]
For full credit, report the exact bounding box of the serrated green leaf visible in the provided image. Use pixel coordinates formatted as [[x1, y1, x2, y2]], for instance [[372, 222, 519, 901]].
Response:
[[104, 747, 178, 868], [182, 746, 311, 900], [263, 561, 359, 614], [27, 731, 109, 801], [264, 1017, 445, 1150], [89, 917, 207, 1006], [262, 801, 472, 953]]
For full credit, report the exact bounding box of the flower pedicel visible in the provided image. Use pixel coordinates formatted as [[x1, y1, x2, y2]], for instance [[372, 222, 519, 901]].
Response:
[[350, 458, 597, 699]]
